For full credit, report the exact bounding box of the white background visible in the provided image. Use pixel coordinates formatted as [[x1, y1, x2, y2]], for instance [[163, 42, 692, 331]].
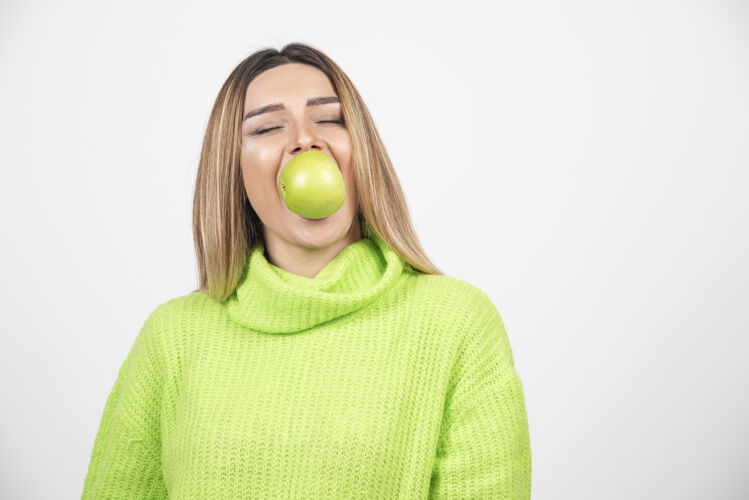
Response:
[[1, 0, 747, 498]]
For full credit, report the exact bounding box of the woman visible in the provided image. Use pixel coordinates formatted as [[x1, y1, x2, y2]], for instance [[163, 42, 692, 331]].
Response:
[[82, 42, 531, 499]]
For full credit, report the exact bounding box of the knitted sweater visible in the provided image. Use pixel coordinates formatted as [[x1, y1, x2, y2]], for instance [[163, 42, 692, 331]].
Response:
[[82, 232, 532, 499]]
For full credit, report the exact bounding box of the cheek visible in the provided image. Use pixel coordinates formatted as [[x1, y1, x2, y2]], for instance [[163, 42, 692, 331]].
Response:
[[339, 155, 357, 206], [240, 144, 281, 204], [328, 134, 355, 202], [241, 140, 279, 175], [330, 133, 353, 171]]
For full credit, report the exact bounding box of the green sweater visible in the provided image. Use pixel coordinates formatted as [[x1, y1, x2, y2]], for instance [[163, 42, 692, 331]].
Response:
[[82, 232, 532, 499]]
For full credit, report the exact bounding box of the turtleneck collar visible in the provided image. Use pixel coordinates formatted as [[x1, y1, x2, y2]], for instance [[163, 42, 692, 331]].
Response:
[[226, 231, 405, 334]]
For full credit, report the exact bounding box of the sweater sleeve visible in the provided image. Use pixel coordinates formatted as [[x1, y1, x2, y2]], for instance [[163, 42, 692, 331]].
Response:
[[428, 288, 532, 499], [81, 309, 169, 499]]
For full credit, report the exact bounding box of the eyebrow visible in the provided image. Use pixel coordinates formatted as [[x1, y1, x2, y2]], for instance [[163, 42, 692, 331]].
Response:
[[242, 96, 340, 122]]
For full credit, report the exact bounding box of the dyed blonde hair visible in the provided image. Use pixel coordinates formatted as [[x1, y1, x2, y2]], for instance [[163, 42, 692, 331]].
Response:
[[193, 42, 442, 302]]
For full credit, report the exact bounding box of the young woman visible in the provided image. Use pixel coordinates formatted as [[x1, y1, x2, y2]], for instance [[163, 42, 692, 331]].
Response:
[[82, 42, 531, 499]]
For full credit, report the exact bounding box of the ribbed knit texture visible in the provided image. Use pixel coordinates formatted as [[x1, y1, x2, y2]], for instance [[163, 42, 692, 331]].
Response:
[[82, 232, 531, 499]]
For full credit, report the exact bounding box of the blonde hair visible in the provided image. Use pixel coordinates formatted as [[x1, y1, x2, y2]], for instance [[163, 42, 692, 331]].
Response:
[[192, 42, 443, 302]]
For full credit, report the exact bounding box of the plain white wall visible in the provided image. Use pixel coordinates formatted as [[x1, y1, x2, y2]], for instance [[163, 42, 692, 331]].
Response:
[[1, 0, 747, 498]]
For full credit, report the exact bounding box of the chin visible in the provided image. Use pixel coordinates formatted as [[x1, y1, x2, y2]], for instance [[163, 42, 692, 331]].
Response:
[[295, 213, 356, 245]]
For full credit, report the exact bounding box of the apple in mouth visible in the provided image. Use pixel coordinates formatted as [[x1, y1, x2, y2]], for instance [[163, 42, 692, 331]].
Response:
[[278, 150, 345, 220]]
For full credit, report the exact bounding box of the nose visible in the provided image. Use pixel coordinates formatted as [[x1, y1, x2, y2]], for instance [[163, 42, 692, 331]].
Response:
[[278, 120, 331, 189], [286, 119, 323, 156]]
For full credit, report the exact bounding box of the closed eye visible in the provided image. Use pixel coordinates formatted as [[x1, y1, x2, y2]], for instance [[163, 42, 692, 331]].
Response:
[[253, 120, 344, 136]]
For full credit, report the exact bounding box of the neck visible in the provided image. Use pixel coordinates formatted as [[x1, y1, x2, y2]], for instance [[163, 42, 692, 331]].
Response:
[[262, 217, 362, 279]]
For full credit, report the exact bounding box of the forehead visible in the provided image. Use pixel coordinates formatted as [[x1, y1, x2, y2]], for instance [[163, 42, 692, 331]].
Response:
[[243, 63, 336, 110]]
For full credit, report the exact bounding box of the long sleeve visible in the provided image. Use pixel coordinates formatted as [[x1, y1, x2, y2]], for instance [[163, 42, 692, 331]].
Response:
[[428, 288, 532, 499], [82, 310, 169, 499]]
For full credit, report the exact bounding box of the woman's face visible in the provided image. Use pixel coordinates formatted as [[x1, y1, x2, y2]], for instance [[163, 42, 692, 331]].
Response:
[[239, 62, 358, 251]]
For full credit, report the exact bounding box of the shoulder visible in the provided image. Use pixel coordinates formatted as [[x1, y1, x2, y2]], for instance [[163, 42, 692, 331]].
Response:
[[400, 271, 498, 330], [145, 289, 217, 326], [136, 290, 217, 350], [400, 272, 513, 376], [408, 272, 489, 305], [129, 290, 217, 377]]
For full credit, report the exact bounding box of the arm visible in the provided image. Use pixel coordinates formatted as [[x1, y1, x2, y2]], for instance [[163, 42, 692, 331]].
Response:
[[81, 310, 169, 499], [428, 289, 532, 499]]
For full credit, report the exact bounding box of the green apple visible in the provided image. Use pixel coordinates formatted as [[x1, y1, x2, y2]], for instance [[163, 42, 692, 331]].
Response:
[[278, 150, 345, 219]]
